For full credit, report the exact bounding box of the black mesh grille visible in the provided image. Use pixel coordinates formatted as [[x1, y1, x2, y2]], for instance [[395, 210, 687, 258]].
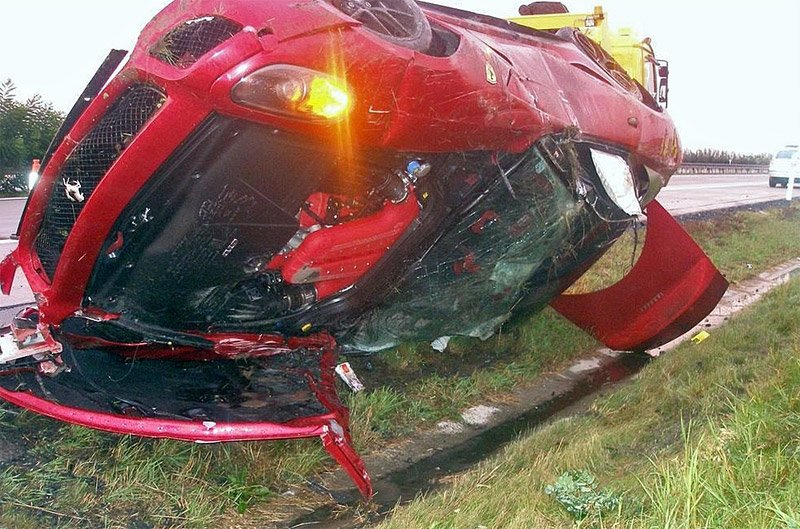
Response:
[[34, 84, 166, 280], [150, 17, 243, 68]]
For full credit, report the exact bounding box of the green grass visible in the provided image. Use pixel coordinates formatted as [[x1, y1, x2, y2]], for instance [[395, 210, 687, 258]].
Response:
[[0, 426, 327, 528], [687, 206, 800, 284], [373, 277, 800, 529], [0, 204, 798, 527]]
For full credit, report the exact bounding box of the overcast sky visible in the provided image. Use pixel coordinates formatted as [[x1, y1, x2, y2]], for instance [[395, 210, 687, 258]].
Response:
[[1, 0, 798, 154]]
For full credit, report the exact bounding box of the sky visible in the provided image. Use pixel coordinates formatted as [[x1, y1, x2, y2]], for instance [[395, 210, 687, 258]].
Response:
[[1, 0, 798, 154]]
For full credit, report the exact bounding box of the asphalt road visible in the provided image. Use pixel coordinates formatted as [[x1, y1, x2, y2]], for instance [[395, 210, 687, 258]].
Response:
[[658, 173, 793, 216], [0, 173, 792, 308], [0, 198, 25, 240]]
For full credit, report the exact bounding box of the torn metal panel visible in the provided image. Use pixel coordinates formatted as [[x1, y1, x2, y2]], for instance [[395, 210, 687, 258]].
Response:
[[0, 249, 19, 296], [551, 200, 729, 351], [0, 332, 372, 497]]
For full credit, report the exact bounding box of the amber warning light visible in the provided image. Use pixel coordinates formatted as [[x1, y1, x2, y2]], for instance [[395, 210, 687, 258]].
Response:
[[232, 65, 351, 121]]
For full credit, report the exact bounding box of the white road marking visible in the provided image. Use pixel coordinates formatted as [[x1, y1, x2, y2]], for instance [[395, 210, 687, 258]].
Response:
[[663, 182, 765, 191]]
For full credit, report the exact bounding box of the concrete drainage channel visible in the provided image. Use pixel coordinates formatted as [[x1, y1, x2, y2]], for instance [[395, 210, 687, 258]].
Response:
[[275, 256, 800, 529]]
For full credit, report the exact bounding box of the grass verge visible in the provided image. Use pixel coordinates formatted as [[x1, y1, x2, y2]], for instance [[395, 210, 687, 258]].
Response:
[[373, 271, 800, 529], [0, 204, 798, 528]]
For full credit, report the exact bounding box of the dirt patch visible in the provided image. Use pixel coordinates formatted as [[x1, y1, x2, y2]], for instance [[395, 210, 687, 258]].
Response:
[[0, 436, 26, 465]]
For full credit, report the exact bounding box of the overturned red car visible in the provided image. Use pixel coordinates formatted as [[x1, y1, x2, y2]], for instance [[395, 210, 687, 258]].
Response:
[[0, 0, 726, 497]]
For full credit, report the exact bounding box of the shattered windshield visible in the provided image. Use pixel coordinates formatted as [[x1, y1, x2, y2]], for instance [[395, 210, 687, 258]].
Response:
[[347, 144, 615, 351]]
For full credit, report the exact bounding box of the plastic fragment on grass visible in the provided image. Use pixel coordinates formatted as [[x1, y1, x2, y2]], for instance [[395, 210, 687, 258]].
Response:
[[691, 331, 711, 345], [335, 362, 365, 393], [431, 336, 451, 352]]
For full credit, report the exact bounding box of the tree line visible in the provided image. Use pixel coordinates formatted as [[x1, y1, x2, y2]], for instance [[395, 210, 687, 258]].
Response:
[[682, 149, 771, 166], [0, 78, 64, 194]]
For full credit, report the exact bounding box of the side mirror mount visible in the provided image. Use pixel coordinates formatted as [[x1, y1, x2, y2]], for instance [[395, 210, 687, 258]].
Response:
[[658, 79, 669, 106], [657, 60, 670, 108]]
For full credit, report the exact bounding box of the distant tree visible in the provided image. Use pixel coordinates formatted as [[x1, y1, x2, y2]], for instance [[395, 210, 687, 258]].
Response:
[[0, 78, 64, 174], [683, 149, 771, 165]]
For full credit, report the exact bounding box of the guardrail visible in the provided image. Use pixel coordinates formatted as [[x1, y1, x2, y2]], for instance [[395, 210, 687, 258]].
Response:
[[677, 163, 769, 175]]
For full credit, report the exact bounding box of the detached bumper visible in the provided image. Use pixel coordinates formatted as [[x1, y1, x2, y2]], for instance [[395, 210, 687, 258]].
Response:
[[552, 200, 728, 351], [0, 333, 373, 498]]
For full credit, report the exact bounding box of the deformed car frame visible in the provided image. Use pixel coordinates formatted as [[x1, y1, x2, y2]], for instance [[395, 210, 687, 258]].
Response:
[[0, 0, 726, 497]]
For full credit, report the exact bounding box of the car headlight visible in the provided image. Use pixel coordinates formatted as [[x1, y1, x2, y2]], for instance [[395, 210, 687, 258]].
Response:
[[231, 65, 351, 121]]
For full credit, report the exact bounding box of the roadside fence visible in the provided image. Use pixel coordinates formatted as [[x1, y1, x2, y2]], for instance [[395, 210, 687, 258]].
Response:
[[678, 163, 768, 175]]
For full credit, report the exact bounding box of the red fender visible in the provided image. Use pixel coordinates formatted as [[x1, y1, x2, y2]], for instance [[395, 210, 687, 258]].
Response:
[[551, 200, 728, 351], [0, 249, 19, 295]]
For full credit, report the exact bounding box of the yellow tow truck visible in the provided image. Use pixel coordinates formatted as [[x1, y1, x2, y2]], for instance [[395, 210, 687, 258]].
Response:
[[509, 3, 670, 107]]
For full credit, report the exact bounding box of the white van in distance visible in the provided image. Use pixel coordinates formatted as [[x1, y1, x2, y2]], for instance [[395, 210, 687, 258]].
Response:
[[769, 145, 800, 187]]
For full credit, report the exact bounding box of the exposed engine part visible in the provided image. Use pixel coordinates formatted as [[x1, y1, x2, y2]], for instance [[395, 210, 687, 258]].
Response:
[[371, 159, 431, 204], [0, 307, 64, 369], [199, 272, 317, 323], [406, 159, 432, 180], [301, 194, 366, 227], [279, 225, 323, 256], [371, 172, 409, 203]]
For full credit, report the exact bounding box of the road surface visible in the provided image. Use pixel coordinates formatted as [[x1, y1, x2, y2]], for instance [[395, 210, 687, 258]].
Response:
[[0, 173, 792, 308], [0, 198, 25, 240], [658, 173, 790, 216]]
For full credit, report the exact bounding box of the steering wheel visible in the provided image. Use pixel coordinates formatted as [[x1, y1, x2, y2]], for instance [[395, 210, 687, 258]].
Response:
[[332, 0, 432, 51]]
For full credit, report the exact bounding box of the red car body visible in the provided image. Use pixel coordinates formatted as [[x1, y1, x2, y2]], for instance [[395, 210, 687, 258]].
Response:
[[0, 0, 726, 497]]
